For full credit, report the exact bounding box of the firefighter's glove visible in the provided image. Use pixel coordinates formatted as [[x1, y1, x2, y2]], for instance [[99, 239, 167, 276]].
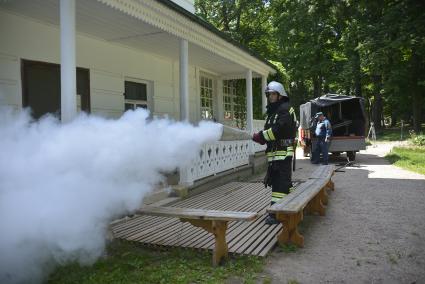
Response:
[[252, 132, 266, 145], [325, 136, 330, 143]]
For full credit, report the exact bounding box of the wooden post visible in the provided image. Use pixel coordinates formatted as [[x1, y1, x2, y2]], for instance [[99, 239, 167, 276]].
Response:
[[326, 180, 335, 191], [183, 219, 229, 266], [309, 194, 326, 216], [275, 212, 304, 247], [320, 188, 328, 205]]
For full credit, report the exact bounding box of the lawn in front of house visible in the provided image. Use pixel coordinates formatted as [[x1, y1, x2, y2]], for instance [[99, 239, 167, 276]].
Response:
[[385, 146, 425, 175], [48, 240, 264, 284]]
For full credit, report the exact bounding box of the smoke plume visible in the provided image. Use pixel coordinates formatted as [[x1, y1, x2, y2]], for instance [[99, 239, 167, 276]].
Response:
[[0, 107, 222, 283]]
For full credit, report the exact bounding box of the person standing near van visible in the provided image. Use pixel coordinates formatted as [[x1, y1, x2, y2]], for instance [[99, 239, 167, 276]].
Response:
[[312, 112, 332, 165]]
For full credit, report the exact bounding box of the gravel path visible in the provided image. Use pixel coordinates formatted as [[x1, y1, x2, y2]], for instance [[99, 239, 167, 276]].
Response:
[[261, 142, 425, 284]]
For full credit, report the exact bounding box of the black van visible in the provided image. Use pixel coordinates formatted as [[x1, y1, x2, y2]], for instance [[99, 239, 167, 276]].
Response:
[[299, 94, 367, 161]]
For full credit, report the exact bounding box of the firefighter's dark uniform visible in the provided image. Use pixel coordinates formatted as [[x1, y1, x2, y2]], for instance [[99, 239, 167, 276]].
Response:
[[261, 100, 297, 205]]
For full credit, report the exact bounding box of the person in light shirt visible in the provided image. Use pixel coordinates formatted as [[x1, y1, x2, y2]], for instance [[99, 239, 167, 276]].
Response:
[[312, 112, 332, 165]]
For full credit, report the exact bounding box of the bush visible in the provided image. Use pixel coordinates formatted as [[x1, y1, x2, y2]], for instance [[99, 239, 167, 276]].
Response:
[[409, 130, 425, 146]]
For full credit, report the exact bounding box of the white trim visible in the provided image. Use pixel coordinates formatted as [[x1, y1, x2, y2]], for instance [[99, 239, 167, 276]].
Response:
[[246, 69, 253, 134], [123, 77, 154, 112], [60, 0, 77, 123], [179, 38, 189, 121], [97, 0, 274, 75], [262, 75, 267, 115], [216, 78, 224, 123]]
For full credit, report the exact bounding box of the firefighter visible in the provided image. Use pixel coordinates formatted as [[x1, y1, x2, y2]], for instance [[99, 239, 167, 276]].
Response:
[[252, 81, 297, 225]]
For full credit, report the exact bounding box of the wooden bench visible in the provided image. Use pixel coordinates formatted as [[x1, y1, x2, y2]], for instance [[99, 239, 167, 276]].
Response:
[[137, 206, 258, 266], [308, 164, 335, 205], [267, 165, 335, 248]]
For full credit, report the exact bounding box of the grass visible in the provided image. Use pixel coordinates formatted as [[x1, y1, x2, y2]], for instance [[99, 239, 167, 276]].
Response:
[[48, 240, 265, 284], [385, 146, 425, 175], [278, 243, 298, 253], [375, 127, 410, 141]]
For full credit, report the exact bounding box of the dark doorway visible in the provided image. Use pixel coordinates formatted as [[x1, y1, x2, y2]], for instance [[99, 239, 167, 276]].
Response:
[[22, 59, 90, 119]]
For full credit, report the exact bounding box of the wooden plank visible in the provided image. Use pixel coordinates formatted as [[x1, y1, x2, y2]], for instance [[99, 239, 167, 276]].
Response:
[[113, 215, 168, 235], [140, 222, 193, 244], [172, 182, 245, 208], [268, 178, 328, 214], [172, 185, 262, 249], [241, 223, 280, 255], [192, 188, 271, 249], [256, 226, 284, 256], [153, 223, 202, 246], [161, 183, 256, 246], [115, 216, 177, 238], [233, 216, 278, 254], [137, 206, 258, 221], [309, 165, 335, 180], [229, 215, 272, 253], [197, 183, 263, 211], [127, 219, 180, 241], [110, 182, 281, 258], [162, 225, 208, 247]]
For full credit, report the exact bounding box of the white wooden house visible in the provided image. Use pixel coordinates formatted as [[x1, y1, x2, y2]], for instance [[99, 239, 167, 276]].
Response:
[[0, 0, 273, 186]]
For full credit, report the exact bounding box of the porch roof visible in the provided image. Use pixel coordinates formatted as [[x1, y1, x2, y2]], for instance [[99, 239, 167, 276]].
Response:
[[0, 0, 276, 78]]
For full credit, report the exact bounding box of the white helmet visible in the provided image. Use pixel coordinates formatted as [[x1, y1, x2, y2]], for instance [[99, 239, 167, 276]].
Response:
[[265, 81, 287, 97]]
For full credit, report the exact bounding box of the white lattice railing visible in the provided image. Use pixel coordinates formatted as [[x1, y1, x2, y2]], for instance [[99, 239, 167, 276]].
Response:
[[252, 119, 267, 153], [179, 140, 250, 185], [179, 120, 266, 185]]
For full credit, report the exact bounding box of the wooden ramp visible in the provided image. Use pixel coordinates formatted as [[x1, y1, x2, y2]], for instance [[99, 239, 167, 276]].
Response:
[[111, 182, 284, 257]]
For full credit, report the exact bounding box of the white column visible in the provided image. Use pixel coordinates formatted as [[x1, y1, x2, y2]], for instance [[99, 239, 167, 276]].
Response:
[[60, 0, 77, 123], [179, 39, 189, 121], [216, 78, 224, 123], [261, 75, 267, 115], [178, 39, 191, 186], [246, 69, 253, 134]]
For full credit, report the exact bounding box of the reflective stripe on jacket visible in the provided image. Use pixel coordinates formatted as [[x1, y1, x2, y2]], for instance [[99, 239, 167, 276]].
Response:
[[262, 101, 297, 162]]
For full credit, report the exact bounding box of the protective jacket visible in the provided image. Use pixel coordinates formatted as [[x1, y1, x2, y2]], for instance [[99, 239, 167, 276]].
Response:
[[261, 100, 297, 162]]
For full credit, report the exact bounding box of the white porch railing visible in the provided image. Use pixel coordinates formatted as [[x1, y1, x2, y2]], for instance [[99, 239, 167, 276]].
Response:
[[179, 120, 266, 185], [179, 140, 250, 185], [252, 119, 267, 153]]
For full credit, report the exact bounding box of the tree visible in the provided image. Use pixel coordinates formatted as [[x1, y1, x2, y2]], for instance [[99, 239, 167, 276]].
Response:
[[195, 0, 425, 131]]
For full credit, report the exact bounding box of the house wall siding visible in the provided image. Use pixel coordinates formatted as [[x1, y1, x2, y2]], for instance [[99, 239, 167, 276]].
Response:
[[0, 10, 201, 121]]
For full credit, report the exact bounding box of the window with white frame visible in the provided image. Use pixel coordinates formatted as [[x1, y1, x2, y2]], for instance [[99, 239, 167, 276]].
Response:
[[124, 80, 148, 111], [223, 80, 238, 120], [200, 75, 214, 119]]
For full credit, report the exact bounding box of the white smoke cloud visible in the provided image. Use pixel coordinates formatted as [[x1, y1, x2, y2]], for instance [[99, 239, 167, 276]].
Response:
[[0, 107, 222, 284]]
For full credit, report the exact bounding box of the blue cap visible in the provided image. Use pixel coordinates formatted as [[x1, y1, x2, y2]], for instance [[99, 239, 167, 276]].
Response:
[[315, 112, 324, 118]]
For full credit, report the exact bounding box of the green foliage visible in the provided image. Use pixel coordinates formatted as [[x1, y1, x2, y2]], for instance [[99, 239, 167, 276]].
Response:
[[48, 240, 265, 284], [385, 146, 425, 175], [194, 0, 425, 131], [278, 243, 298, 253], [409, 131, 425, 146], [376, 127, 409, 141]]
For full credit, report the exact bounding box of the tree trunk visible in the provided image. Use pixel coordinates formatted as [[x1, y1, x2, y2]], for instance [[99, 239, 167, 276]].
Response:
[[412, 91, 423, 132], [371, 75, 383, 131], [390, 113, 397, 127], [411, 49, 423, 132], [353, 50, 362, 97], [313, 74, 322, 98], [372, 93, 383, 131]]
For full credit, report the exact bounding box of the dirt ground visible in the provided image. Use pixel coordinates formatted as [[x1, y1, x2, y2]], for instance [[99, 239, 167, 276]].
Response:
[[260, 142, 425, 284]]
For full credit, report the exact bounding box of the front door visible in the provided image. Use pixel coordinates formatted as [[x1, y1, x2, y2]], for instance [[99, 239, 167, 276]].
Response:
[[22, 59, 90, 119]]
